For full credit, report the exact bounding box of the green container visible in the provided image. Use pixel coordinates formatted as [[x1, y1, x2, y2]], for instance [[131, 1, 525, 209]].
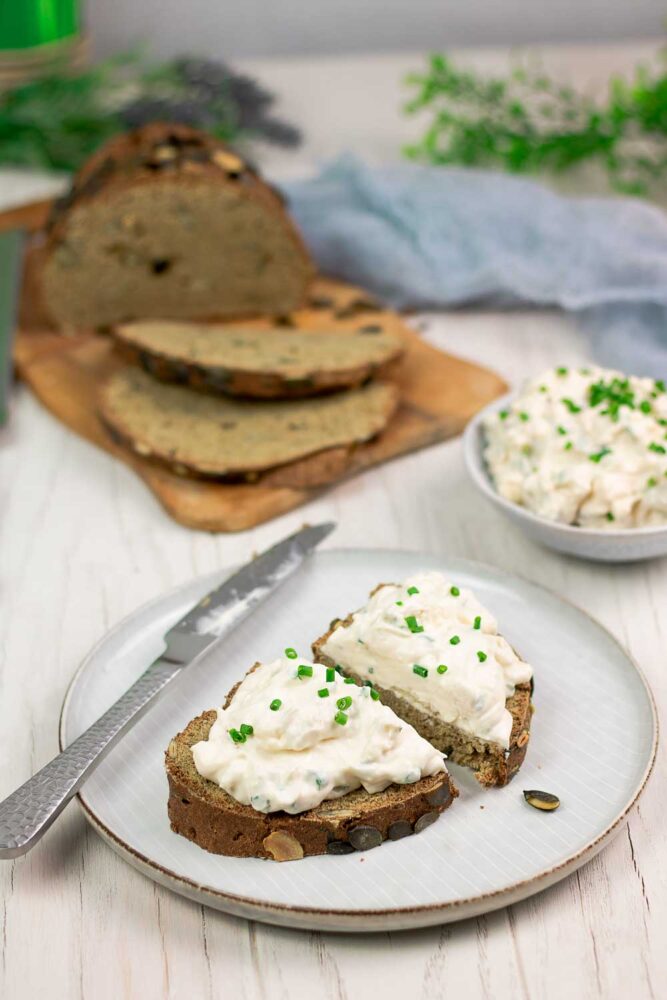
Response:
[[0, 0, 80, 51]]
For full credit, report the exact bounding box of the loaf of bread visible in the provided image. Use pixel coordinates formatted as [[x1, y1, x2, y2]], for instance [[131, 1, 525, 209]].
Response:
[[41, 123, 314, 329], [113, 320, 404, 398], [100, 367, 398, 480]]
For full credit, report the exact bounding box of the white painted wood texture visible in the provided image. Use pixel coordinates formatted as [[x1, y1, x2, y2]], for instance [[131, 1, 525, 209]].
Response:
[[1, 43, 665, 1000]]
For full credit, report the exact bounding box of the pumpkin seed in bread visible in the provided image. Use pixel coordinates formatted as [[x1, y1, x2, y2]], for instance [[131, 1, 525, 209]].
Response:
[[165, 660, 458, 860], [41, 123, 314, 330], [113, 320, 404, 398], [100, 367, 398, 479]]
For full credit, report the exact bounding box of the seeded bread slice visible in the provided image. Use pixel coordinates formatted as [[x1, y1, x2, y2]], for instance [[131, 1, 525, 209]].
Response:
[[312, 602, 534, 789], [99, 367, 398, 479], [113, 320, 404, 398], [41, 123, 314, 330], [166, 693, 458, 861]]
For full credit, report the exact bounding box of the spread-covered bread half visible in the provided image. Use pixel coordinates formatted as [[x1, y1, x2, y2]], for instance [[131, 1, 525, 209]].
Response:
[[313, 571, 534, 787], [40, 122, 314, 329], [113, 320, 404, 398], [165, 657, 457, 860]]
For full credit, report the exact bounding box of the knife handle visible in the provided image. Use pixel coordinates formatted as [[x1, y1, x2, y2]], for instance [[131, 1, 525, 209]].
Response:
[[0, 659, 180, 859]]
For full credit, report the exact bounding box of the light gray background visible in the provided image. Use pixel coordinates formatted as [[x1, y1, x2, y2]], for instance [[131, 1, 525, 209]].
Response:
[[88, 0, 664, 59]]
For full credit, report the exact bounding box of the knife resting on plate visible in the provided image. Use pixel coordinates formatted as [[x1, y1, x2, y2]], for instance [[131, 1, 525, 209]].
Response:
[[0, 521, 335, 858]]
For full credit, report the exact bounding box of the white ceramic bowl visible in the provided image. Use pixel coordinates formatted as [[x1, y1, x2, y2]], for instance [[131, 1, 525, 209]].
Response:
[[463, 393, 667, 563]]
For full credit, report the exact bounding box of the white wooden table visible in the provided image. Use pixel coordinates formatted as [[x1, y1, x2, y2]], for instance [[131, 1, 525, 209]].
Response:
[[1, 42, 665, 1000]]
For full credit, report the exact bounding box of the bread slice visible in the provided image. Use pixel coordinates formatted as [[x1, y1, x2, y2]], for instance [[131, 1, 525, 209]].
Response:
[[41, 123, 314, 329], [165, 685, 458, 861], [312, 597, 534, 789], [99, 367, 398, 480], [113, 320, 404, 398]]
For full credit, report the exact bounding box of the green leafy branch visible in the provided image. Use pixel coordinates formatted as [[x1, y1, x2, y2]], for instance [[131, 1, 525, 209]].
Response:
[[403, 51, 667, 195]]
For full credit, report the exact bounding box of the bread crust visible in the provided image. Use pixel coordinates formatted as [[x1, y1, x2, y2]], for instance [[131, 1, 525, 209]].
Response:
[[165, 709, 457, 860], [312, 594, 534, 788]]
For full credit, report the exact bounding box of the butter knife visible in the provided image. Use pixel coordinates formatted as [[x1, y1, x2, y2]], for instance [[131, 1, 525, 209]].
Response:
[[0, 521, 335, 858]]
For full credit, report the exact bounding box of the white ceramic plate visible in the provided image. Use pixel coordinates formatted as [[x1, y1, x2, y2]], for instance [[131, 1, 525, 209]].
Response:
[[464, 393, 667, 562], [59, 549, 657, 932]]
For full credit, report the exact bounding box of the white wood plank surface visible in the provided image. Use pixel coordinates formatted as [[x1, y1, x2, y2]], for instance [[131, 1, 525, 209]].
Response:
[[1, 42, 665, 1000]]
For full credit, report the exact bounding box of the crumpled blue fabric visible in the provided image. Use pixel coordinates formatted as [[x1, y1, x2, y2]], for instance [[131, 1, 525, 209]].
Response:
[[281, 154, 667, 378]]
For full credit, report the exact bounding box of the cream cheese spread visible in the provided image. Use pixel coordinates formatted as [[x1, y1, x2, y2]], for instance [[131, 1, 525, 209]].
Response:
[[192, 656, 445, 814], [320, 572, 532, 749], [483, 365, 667, 529]]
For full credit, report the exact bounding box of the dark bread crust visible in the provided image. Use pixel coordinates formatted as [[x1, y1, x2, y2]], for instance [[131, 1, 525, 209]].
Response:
[[312, 592, 534, 789], [112, 325, 404, 400], [41, 123, 315, 329], [165, 709, 457, 860]]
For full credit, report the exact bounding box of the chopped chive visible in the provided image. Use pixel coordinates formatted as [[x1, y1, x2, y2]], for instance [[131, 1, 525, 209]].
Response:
[[297, 664, 313, 678], [519, 411, 530, 422], [284, 647, 298, 659], [318, 688, 330, 698], [363, 679, 374, 687], [337, 695, 353, 710], [335, 665, 345, 675], [640, 400, 652, 414], [477, 651, 488, 662], [539, 385, 548, 393], [437, 664, 448, 674], [405, 615, 424, 633], [649, 442, 666, 454], [473, 615, 481, 630], [334, 711, 348, 725], [561, 397, 581, 414], [269, 699, 282, 711], [564, 441, 573, 451], [326, 667, 335, 682], [239, 723, 254, 736], [395, 600, 403, 606], [228, 728, 246, 743], [658, 419, 667, 427], [647, 477, 658, 488], [344, 677, 356, 685], [407, 586, 420, 595], [450, 586, 460, 597], [656, 380, 666, 392], [556, 366, 568, 376], [557, 425, 568, 435], [606, 512, 615, 521], [589, 447, 611, 463], [498, 409, 509, 420], [412, 664, 428, 678], [450, 635, 460, 645], [370, 688, 380, 701]]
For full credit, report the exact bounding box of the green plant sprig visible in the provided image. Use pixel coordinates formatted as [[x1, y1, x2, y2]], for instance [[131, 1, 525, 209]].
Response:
[[403, 51, 667, 195]]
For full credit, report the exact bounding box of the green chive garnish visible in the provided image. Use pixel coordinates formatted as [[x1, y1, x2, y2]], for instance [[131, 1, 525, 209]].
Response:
[[450, 586, 460, 596], [498, 409, 509, 420], [647, 477, 658, 488], [326, 667, 335, 682], [284, 648, 298, 659], [656, 380, 666, 392], [519, 411, 529, 422], [337, 695, 353, 710], [450, 635, 460, 645], [556, 366, 568, 376], [564, 441, 573, 451], [589, 447, 611, 463], [239, 723, 254, 736], [318, 688, 330, 698], [473, 615, 481, 630], [561, 397, 581, 414], [640, 400, 652, 414], [228, 728, 246, 743], [606, 512, 615, 521], [269, 699, 282, 711], [334, 711, 348, 725], [395, 600, 403, 606], [405, 615, 424, 633], [477, 651, 488, 662], [437, 664, 448, 674], [412, 665, 428, 678], [344, 677, 356, 684], [407, 586, 420, 595], [557, 425, 568, 435], [297, 664, 313, 678], [649, 442, 666, 454], [370, 689, 380, 701]]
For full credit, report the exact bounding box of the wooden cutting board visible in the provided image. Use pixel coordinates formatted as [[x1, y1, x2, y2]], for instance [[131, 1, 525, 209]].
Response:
[[5, 199, 506, 532]]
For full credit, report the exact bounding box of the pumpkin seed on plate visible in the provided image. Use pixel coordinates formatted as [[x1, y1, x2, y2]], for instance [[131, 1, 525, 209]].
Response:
[[523, 790, 560, 812]]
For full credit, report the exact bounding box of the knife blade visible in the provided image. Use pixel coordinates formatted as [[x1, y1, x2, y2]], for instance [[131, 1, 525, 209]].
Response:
[[0, 521, 335, 858], [0, 228, 25, 426]]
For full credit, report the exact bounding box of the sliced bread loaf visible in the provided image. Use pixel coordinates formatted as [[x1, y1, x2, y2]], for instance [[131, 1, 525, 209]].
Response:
[[312, 574, 534, 788], [99, 367, 398, 479], [113, 320, 404, 398], [166, 659, 458, 860], [41, 123, 314, 329]]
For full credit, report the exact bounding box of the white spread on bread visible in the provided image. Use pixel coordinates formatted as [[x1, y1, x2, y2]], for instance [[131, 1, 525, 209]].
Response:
[[483, 365, 667, 529], [320, 572, 532, 750], [191, 657, 445, 814]]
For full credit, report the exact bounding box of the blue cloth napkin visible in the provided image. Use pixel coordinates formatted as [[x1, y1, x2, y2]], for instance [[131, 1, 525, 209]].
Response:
[[281, 155, 667, 378]]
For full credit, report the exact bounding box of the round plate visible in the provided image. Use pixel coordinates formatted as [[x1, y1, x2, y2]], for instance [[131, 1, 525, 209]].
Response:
[[60, 549, 657, 932]]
